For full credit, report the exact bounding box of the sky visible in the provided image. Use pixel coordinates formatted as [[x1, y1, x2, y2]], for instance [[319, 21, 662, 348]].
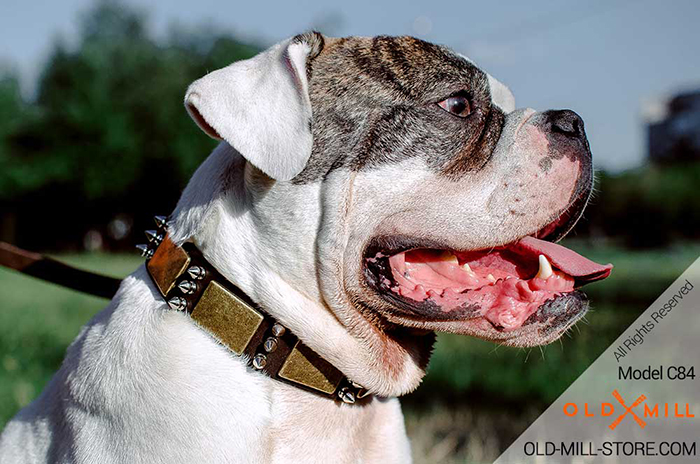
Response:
[[2, 0, 700, 172]]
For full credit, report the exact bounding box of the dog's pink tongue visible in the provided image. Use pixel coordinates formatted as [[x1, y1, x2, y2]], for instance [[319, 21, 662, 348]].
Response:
[[515, 236, 612, 282]]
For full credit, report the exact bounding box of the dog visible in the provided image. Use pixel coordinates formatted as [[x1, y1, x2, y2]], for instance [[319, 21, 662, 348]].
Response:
[[0, 32, 611, 463]]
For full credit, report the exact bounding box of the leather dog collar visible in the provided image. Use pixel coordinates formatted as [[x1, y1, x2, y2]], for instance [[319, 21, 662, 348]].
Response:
[[139, 216, 369, 404]]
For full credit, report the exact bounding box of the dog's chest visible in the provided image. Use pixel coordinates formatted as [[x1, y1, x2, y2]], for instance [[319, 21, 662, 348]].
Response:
[[1, 270, 412, 463], [153, 308, 412, 463], [97, 278, 410, 462], [264, 383, 411, 463]]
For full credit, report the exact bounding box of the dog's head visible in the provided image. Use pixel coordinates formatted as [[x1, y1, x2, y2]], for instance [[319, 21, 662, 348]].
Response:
[[181, 32, 611, 396]]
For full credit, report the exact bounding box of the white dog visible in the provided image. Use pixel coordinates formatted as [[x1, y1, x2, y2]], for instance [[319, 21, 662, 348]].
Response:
[[0, 32, 611, 463]]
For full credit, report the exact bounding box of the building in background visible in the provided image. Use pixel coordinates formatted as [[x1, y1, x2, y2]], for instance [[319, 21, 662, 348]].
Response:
[[646, 89, 700, 163]]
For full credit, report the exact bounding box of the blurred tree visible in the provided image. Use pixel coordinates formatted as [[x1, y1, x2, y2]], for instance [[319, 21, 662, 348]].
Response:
[[579, 163, 700, 248], [0, 70, 32, 195], [0, 0, 259, 250]]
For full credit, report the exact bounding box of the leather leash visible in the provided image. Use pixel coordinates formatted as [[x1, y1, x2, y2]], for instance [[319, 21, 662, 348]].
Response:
[[0, 241, 121, 298]]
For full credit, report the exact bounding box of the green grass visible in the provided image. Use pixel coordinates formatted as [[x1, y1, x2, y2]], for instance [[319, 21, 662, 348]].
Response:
[[0, 253, 143, 426], [1, 242, 699, 460]]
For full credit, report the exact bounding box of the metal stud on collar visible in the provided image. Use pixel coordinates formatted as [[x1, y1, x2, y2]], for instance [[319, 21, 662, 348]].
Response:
[[338, 387, 356, 404], [253, 353, 267, 369], [349, 380, 363, 389], [168, 296, 188, 311], [145, 229, 164, 245], [135, 243, 154, 258], [271, 323, 286, 337], [263, 337, 278, 353], [136, 215, 168, 260], [251, 322, 287, 373], [187, 265, 206, 280], [177, 280, 197, 295]]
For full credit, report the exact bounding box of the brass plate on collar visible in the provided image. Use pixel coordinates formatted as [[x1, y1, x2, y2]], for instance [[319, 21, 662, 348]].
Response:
[[147, 235, 191, 296], [191, 281, 263, 355], [278, 342, 343, 395]]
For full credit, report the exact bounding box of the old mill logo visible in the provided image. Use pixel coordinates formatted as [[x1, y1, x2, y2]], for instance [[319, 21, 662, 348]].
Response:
[[563, 390, 694, 430]]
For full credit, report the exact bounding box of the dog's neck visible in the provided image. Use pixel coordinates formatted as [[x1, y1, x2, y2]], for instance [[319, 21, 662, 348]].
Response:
[[168, 143, 428, 398], [145, 230, 370, 402]]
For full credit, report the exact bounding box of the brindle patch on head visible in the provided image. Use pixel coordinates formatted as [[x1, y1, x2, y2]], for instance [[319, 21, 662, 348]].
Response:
[[293, 35, 506, 184], [291, 31, 325, 81]]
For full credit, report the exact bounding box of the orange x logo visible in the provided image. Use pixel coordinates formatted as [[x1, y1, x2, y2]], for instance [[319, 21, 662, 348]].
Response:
[[609, 389, 647, 430]]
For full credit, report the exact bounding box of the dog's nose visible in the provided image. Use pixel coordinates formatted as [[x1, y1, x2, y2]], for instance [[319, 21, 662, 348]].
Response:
[[543, 110, 585, 139]]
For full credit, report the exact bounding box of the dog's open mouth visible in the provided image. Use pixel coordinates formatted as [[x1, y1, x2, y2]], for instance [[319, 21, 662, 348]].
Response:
[[363, 224, 612, 342]]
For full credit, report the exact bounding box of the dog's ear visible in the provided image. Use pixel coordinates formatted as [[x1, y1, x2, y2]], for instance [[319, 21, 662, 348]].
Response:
[[487, 74, 515, 114], [184, 32, 325, 181]]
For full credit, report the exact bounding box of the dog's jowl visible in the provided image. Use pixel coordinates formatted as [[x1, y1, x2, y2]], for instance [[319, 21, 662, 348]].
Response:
[[0, 32, 611, 463]]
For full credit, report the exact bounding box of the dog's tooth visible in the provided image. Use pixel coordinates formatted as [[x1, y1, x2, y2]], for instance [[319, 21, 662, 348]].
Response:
[[461, 262, 472, 273], [487, 274, 496, 283], [536, 254, 553, 280], [438, 251, 458, 264]]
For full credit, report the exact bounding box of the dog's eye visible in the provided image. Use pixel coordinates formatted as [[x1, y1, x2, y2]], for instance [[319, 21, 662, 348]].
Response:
[[437, 95, 471, 118]]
